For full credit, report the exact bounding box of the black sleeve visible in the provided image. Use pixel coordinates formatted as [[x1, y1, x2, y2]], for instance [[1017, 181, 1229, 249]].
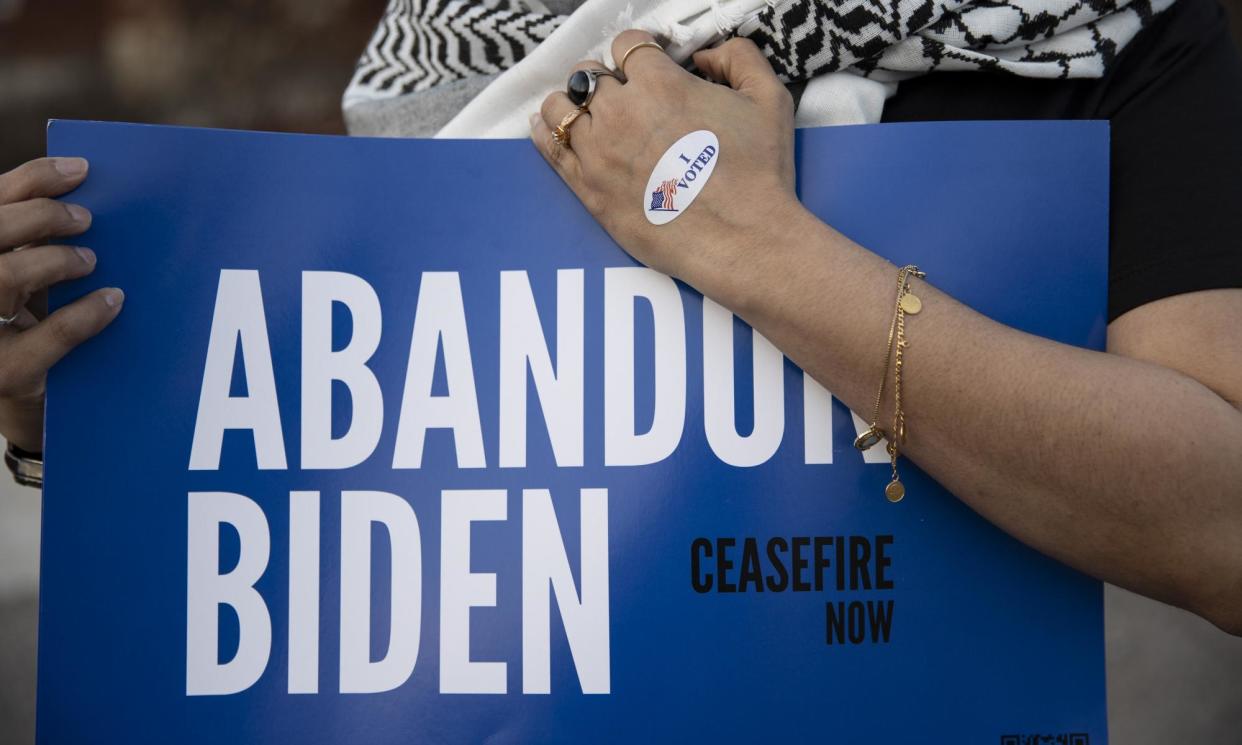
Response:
[[1101, 0, 1242, 321]]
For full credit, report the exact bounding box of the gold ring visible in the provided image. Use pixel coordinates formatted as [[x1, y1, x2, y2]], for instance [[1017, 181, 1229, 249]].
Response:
[[552, 106, 588, 149], [619, 41, 664, 79]]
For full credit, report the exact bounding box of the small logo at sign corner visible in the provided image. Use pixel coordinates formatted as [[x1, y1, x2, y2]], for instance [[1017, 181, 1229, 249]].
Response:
[[649, 179, 678, 213], [1000, 734, 1090, 745]]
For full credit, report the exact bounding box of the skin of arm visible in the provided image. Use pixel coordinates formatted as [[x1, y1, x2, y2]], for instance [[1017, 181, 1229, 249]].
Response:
[[716, 205, 1242, 636], [532, 30, 1242, 634]]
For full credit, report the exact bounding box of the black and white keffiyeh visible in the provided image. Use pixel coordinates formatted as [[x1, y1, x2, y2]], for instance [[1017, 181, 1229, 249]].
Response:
[[345, 0, 565, 102], [745, 0, 1173, 82], [342, 0, 1175, 138]]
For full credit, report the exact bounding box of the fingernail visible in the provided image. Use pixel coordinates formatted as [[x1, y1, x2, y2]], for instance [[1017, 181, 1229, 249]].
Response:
[[529, 112, 540, 131], [103, 288, 124, 309], [65, 203, 91, 224], [73, 247, 96, 265], [53, 157, 88, 177]]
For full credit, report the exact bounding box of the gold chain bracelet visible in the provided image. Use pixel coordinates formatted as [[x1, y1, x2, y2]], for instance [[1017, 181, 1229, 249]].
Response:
[[853, 265, 926, 502]]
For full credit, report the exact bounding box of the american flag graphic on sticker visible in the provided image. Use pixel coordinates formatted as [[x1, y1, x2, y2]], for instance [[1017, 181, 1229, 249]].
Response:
[[649, 180, 678, 212]]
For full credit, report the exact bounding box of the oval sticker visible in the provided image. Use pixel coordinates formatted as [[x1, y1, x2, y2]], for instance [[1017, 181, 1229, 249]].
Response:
[[642, 130, 720, 226]]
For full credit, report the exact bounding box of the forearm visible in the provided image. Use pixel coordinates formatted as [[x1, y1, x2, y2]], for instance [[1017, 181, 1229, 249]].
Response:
[[683, 203, 1242, 632], [525, 29, 1242, 629]]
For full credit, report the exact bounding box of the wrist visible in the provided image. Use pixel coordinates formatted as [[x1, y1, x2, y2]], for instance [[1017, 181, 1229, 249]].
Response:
[[680, 195, 822, 316], [0, 402, 44, 455]]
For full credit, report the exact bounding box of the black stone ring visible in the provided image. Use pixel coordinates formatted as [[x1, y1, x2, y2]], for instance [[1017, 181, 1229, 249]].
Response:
[[566, 68, 621, 107]]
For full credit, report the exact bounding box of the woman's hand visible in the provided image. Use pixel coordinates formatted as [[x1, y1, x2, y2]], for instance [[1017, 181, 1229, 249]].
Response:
[[530, 30, 801, 293], [0, 157, 123, 453]]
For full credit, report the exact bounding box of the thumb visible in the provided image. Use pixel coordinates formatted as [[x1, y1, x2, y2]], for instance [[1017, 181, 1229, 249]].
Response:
[[692, 37, 783, 101]]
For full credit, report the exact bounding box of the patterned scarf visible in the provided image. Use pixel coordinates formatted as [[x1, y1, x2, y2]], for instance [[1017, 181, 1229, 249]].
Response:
[[346, 0, 565, 101], [343, 0, 1174, 137], [745, 0, 1173, 82]]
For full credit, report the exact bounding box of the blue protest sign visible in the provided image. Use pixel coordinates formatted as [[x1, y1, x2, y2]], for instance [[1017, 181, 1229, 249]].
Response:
[[40, 119, 1108, 743]]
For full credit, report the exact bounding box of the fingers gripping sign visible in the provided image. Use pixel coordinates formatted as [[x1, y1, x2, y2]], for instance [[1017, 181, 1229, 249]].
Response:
[[530, 56, 625, 182], [0, 157, 124, 454], [528, 31, 798, 280]]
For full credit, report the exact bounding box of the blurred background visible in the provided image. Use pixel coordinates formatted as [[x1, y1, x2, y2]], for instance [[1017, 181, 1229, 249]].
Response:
[[2, 1, 1242, 743], [0, 0, 383, 164]]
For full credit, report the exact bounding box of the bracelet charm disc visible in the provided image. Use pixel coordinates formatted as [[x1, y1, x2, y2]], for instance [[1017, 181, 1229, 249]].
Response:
[[899, 292, 922, 314], [885, 479, 906, 503]]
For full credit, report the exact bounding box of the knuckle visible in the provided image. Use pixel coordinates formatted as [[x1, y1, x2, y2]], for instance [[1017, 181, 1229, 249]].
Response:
[[26, 197, 56, 221], [645, 66, 681, 92], [583, 192, 608, 217], [612, 29, 652, 56], [0, 172, 19, 205], [33, 198, 72, 229], [540, 93, 562, 123], [33, 157, 62, 184], [0, 160, 33, 200], [41, 246, 78, 284], [0, 159, 54, 204], [733, 37, 768, 64], [738, 37, 763, 55]]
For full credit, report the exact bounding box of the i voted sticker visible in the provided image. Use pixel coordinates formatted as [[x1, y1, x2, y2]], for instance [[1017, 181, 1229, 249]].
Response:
[[643, 130, 719, 226]]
